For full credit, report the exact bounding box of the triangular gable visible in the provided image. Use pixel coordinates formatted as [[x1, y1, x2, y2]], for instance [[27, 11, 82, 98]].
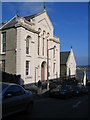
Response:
[[66, 49, 76, 65], [25, 10, 54, 30], [34, 10, 54, 31]]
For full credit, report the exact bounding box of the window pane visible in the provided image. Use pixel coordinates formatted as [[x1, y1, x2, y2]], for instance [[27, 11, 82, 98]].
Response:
[[26, 61, 29, 75], [2, 60, 5, 72], [26, 39, 29, 54], [2, 32, 6, 52], [53, 48, 55, 58], [53, 63, 55, 73], [38, 36, 40, 55], [42, 38, 44, 56], [2, 84, 8, 91], [6, 85, 24, 96]]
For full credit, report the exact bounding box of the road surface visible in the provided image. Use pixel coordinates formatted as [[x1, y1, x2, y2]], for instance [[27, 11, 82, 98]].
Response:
[[2, 94, 88, 120]]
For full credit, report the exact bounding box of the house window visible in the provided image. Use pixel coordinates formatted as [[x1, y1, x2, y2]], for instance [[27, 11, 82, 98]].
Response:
[[26, 39, 29, 54], [26, 38, 29, 54], [26, 36, 31, 55], [42, 38, 44, 56], [53, 48, 55, 58], [2, 60, 5, 72], [26, 61, 30, 75], [38, 36, 40, 55], [2, 32, 6, 53], [53, 63, 55, 74]]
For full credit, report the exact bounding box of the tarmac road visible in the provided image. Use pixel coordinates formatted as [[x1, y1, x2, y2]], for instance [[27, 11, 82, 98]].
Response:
[[2, 94, 88, 120]]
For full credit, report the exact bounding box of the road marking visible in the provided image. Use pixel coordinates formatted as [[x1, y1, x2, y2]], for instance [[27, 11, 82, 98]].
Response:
[[72, 101, 82, 108]]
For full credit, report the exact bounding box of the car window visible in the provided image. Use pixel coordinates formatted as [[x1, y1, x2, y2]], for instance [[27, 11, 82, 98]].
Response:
[[6, 85, 25, 96], [2, 84, 8, 90]]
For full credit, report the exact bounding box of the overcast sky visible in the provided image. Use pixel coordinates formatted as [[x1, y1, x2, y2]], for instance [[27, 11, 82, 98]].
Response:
[[1, 2, 88, 66]]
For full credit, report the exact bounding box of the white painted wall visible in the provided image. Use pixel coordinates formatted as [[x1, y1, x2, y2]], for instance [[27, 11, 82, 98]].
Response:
[[0, 10, 60, 84], [66, 49, 76, 76]]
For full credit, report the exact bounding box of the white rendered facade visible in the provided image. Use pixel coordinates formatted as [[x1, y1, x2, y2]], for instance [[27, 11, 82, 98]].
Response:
[[0, 10, 60, 84], [66, 48, 76, 76]]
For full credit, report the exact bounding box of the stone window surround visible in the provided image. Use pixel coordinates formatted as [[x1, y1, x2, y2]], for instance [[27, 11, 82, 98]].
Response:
[[1, 32, 6, 54]]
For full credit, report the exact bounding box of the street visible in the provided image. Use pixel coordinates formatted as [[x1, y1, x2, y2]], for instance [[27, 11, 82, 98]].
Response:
[[2, 94, 88, 120]]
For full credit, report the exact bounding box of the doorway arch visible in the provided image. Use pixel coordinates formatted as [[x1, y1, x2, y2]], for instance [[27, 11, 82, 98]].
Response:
[[41, 61, 46, 81]]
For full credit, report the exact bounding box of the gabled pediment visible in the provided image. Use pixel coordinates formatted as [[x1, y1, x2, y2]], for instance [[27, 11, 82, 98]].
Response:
[[35, 10, 54, 32], [38, 18, 52, 31]]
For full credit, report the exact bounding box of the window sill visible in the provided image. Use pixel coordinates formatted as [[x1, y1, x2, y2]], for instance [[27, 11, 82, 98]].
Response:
[[25, 76, 32, 79], [26, 54, 31, 57], [54, 59, 56, 61], [38, 56, 47, 59], [1, 52, 6, 55]]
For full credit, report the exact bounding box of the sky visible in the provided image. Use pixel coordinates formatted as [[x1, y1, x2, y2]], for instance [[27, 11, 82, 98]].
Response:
[[1, 2, 88, 66]]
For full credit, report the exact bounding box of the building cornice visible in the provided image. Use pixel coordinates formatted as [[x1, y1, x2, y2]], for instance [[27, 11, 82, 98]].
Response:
[[49, 38, 60, 44], [15, 23, 39, 34]]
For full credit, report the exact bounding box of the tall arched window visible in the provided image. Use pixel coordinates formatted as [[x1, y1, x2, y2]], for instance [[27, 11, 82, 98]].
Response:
[[42, 31, 46, 56], [38, 28, 41, 55], [38, 35, 40, 55], [26, 36, 31, 54], [42, 37, 44, 56], [53, 48, 55, 58]]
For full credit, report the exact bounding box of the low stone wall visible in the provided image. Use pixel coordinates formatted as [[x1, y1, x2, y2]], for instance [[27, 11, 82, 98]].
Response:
[[1, 71, 23, 85]]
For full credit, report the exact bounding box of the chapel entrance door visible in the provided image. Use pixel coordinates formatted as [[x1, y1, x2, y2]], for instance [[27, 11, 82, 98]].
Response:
[[41, 62, 46, 81]]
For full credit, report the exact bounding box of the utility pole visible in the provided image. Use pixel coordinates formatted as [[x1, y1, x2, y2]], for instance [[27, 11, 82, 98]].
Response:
[[47, 38, 56, 91], [47, 39, 49, 91]]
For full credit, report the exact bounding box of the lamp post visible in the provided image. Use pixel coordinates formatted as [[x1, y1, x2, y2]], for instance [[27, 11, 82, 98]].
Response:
[[35, 67, 38, 85], [47, 34, 49, 91], [47, 40, 56, 91]]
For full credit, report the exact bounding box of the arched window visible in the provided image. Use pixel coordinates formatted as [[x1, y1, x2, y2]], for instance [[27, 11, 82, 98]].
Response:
[[53, 63, 55, 74], [42, 37, 44, 56], [26, 36, 31, 54], [38, 35, 40, 55], [38, 28, 41, 55], [42, 31, 45, 56], [53, 48, 55, 58]]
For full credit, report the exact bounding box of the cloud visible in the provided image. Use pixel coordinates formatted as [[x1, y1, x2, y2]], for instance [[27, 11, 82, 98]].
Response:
[[18, 2, 44, 16], [2, 2, 54, 19], [18, 2, 54, 16]]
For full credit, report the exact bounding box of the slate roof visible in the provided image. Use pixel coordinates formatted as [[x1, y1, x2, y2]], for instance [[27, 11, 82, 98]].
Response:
[[1, 11, 44, 30], [1, 16, 18, 30], [0, 23, 5, 28], [60, 51, 70, 65]]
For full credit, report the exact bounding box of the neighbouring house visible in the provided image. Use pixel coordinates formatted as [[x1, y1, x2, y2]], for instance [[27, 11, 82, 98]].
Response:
[[60, 47, 76, 77], [0, 9, 60, 84]]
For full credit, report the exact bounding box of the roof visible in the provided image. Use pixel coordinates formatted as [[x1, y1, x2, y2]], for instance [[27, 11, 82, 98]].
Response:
[[1, 16, 18, 30], [1, 11, 45, 30], [60, 51, 70, 65], [0, 23, 5, 28]]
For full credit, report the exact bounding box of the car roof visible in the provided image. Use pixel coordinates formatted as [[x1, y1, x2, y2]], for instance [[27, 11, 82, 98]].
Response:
[[0, 82, 18, 86]]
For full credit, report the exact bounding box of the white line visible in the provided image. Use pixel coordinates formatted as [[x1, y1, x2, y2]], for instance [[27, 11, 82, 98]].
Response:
[[72, 101, 82, 108]]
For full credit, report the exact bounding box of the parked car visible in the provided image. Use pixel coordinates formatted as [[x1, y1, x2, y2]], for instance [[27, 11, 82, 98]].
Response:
[[73, 86, 81, 96], [73, 85, 88, 95], [49, 85, 61, 97], [49, 85, 74, 98], [81, 86, 88, 94], [59, 85, 74, 98], [0, 82, 33, 117]]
